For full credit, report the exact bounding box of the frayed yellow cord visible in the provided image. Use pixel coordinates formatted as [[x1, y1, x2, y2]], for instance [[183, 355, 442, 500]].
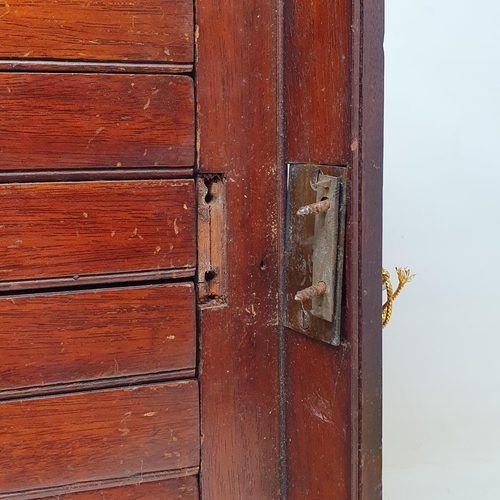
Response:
[[382, 267, 415, 328]]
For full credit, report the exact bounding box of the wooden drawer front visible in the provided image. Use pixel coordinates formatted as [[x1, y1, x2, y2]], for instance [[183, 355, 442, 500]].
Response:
[[0, 180, 195, 283], [0, 74, 194, 171], [51, 477, 199, 499], [0, 382, 199, 493], [0, 0, 193, 63], [0, 284, 195, 393]]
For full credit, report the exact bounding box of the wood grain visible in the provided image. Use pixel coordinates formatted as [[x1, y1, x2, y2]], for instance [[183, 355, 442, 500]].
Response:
[[0, 74, 194, 170], [283, 0, 354, 496], [0, 0, 193, 63], [356, 0, 385, 498], [285, 332, 352, 499], [45, 476, 199, 499], [0, 382, 200, 493], [284, 0, 351, 165], [0, 283, 195, 391], [0, 471, 199, 500], [282, 0, 384, 498], [196, 0, 281, 496], [197, 175, 227, 303], [0, 180, 195, 282]]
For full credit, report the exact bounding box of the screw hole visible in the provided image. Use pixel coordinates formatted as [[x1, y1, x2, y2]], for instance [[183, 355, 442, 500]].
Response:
[[259, 261, 266, 270], [204, 269, 217, 282]]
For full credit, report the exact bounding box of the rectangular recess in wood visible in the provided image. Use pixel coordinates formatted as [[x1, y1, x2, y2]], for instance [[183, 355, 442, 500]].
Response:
[[0, 74, 194, 170], [0, 382, 200, 494], [0, 0, 193, 63], [0, 283, 195, 392], [0, 180, 195, 283]]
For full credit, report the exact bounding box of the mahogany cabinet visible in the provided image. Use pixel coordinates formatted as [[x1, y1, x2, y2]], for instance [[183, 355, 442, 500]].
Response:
[[0, 0, 383, 498]]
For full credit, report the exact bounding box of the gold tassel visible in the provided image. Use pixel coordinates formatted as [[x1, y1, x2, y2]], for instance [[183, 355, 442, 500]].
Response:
[[382, 267, 415, 328]]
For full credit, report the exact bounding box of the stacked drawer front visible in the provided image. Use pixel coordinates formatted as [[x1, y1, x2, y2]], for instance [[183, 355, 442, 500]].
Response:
[[0, 2, 198, 498]]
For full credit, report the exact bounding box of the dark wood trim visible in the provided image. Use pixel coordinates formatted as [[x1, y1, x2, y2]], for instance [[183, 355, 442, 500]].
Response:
[[0, 61, 193, 74], [0, 369, 196, 402], [277, 0, 288, 496], [355, 0, 385, 498], [349, 0, 362, 497], [0, 468, 199, 500], [0, 268, 196, 293]]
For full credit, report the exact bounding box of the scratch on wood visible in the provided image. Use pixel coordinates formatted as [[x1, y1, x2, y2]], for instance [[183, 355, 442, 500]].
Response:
[[0, 2, 10, 18]]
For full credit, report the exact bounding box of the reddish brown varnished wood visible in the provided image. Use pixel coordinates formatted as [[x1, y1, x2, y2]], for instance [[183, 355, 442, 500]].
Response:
[[0, 0, 385, 495], [284, 0, 351, 164], [0, 382, 200, 494], [42, 476, 199, 500], [285, 332, 352, 499], [0, 74, 194, 170], [196, 0, 281, 496], [0, 180, 195, 282], [0, 283, 195, 392], [0, 470, 199, 500], [0, 0, 193, 63], [283, 0, 383, 499], [283, 1, 354, 498], [0, 369, 196, 402], [356, 0, 385, 498]]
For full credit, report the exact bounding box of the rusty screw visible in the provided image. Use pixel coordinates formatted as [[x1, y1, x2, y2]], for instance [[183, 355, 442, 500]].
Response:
[[296, 198, 330, 216], [294, 281, 327, 302]]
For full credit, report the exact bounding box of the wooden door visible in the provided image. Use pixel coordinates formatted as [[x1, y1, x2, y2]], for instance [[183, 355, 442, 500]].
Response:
[[0, 0, 383, 499]]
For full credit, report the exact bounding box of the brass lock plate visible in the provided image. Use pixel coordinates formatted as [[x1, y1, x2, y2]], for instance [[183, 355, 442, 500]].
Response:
[[284, 163, 347, 345]]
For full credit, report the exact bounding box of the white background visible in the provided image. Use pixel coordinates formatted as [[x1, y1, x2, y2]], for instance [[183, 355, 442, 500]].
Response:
[[383, 0, 500, 498]]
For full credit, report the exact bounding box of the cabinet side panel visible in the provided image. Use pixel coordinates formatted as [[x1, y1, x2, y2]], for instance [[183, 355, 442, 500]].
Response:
[[283, 0, 384, 499], [358, 0, 385, 498]]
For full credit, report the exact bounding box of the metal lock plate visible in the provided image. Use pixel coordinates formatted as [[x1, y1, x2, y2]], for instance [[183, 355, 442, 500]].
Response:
[[284, 163, 347, 345]]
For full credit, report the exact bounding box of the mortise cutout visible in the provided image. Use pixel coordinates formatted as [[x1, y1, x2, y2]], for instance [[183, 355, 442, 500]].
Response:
[[197, 175, 227, 306]]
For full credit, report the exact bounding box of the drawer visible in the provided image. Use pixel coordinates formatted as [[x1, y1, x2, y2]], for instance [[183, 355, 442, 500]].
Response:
[[0, 74, 194, 171], [0, 0, 193, 63], [0, 382, 200, 493], [0, 180, 195, 283], [0, 283, 195, 393]]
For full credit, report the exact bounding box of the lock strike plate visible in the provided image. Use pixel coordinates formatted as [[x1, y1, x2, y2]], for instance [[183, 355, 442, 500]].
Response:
[[284, 163, 347, 345]]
